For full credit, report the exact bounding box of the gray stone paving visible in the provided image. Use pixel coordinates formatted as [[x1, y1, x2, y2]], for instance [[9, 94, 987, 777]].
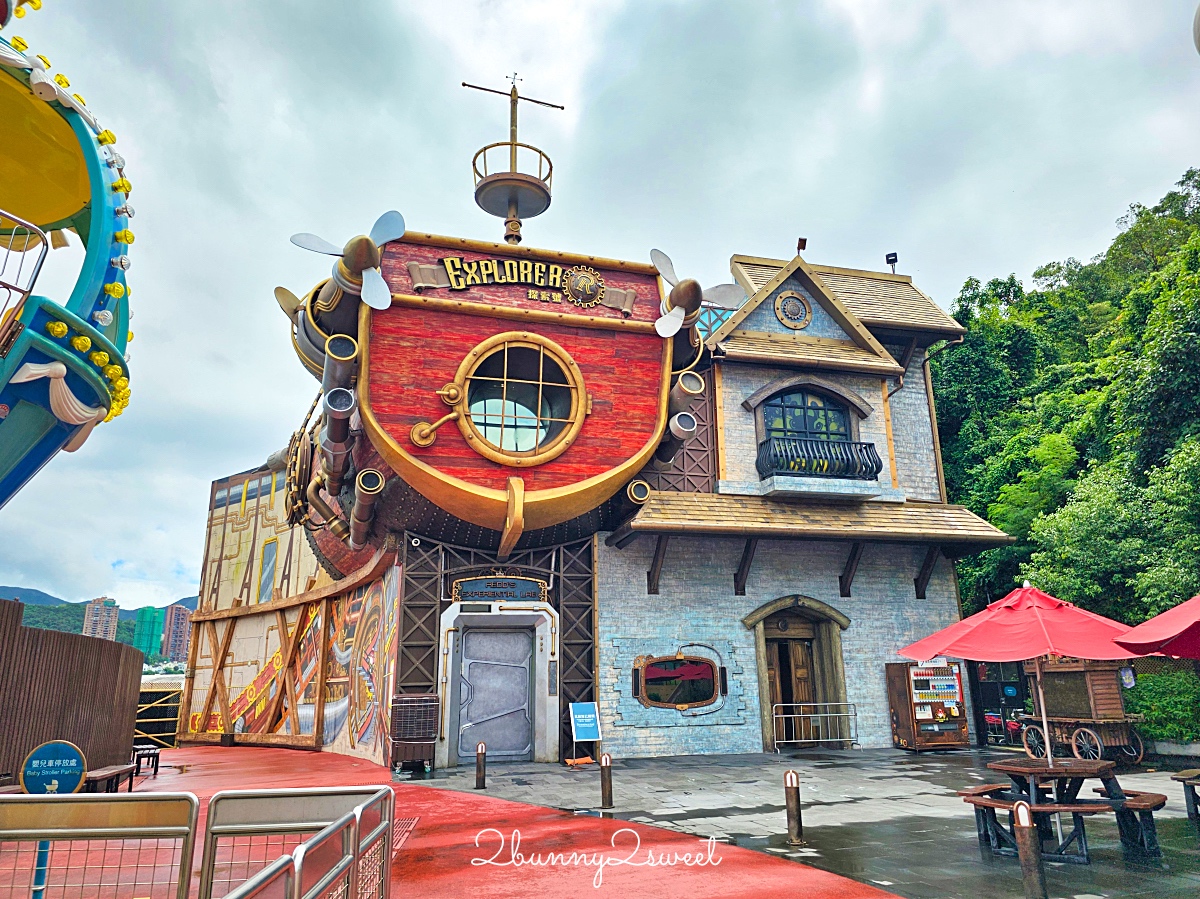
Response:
[[405, 748, 1200, 899]]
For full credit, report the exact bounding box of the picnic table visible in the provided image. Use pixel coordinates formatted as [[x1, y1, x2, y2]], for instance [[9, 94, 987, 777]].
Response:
[[959, 757, 1165, 864], [1172, 768, 1200, 834]]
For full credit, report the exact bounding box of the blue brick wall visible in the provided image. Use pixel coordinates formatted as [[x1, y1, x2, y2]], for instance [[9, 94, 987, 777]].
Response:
[[595, 535, 971, 758]]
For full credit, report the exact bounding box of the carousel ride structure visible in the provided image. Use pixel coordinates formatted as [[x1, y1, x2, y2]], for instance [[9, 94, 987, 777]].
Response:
[[0, 2, 133, 509]]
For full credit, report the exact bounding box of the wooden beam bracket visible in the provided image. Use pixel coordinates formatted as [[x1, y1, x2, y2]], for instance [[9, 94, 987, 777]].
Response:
[[734, 538, 759, 596], [839, 541, 865, 598], [914, 545, 940, 600], [647, 535, 670, 595], [604, 522, 638, 549]]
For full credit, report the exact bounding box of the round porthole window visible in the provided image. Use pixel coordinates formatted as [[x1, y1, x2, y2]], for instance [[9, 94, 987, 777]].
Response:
[[454, 333, 586, 467]]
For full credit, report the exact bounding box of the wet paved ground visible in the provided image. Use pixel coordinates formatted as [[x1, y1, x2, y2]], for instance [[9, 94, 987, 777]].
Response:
[[411, 748, 1200, 898]]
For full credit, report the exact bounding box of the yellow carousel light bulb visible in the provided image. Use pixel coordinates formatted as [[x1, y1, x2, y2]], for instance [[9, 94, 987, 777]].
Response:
[[35, 55, 50, 69], [114, 229, 134, 244], [70, 335, 92, 353], [45, 321, 68, 338], [72, 93, 86, 106], [111, 178, 132, 195], [114, 377, 129, 391], [103, 282, 125, 298], [102, 364, 122, 381], [11, 37, 28, 52], [97, 130, 116, 145], [126, 331, 134, 343], [89, 350, 110, 367], [53, 74, 69, 88]]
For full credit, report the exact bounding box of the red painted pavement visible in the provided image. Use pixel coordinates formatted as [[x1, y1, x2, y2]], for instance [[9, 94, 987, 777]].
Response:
[[146, 746, 896, 898]]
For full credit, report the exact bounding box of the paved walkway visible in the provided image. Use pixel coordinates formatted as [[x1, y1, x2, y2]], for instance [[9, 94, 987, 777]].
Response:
[[414, 748, 1200, 898], [142, 746, 893, 898]]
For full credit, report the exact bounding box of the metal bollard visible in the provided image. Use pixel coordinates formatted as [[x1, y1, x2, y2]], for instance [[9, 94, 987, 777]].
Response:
[[600, 753, 614, 809], [1013, 801, 1048, 899], [475, 742, 486, 790], [784, 770, 804, 845]]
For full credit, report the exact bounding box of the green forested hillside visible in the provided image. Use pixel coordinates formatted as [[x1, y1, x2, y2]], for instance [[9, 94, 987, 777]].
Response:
[[933, 169, 1200, 623]]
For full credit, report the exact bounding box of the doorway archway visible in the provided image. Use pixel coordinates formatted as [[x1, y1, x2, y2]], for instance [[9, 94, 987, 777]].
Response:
[[742, 595, 850, 751]]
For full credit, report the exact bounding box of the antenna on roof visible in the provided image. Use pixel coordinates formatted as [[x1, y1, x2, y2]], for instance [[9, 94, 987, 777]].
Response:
[[886, 252, 898, 274], [462, 76, 564, 244]]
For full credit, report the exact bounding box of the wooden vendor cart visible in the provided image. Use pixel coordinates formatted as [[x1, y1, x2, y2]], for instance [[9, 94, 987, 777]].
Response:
[[1019, 657, 1145, 763]]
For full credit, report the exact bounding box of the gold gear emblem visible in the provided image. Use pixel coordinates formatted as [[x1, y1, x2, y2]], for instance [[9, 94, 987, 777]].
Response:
[[561, 266, 606, 309]]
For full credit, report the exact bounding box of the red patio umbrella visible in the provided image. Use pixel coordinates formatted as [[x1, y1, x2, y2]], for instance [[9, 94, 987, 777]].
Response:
[[899, 583, 1139, 767], [1115, 594, 1200, 658]]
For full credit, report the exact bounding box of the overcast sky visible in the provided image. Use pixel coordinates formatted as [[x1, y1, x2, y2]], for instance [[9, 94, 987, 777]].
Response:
[[3, 1, 1198, 608]]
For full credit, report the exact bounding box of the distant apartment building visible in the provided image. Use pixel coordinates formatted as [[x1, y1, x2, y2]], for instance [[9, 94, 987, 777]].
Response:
[[82, 597, 119, 641], [133, 605, 166, 659], [161, 602, 192, 663]]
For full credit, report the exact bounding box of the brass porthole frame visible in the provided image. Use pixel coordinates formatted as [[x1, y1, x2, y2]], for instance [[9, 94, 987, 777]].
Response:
[[774, 289, 813, 331], [449, 331, 586, 468], [632, 654, 720, 711]]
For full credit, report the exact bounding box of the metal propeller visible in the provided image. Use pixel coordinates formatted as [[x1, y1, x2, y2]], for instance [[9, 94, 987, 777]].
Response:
[[650, 248, 745, 338], [289, 210, 407, 310]]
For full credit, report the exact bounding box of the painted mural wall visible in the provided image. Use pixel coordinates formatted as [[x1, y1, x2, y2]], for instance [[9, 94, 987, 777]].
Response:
[[198, 468, 327, 611], [185, 563, 399, 768]]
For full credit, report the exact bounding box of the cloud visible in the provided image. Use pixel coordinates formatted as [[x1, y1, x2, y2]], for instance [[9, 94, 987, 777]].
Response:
[[1, 0, 1197, 607]]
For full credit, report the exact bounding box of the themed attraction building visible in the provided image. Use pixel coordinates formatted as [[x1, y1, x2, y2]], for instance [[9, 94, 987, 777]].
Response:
[[181, 95, 1010, 764], [182, 234, 1011, 765]]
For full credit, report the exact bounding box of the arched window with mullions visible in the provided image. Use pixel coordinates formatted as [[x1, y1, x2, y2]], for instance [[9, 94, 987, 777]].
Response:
[[761, 389, 851, 442], [757, 388, 881, 480]]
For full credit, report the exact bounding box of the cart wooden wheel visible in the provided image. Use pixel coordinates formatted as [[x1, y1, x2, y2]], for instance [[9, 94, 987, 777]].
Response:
[[1118, 729, 1145, 764], [1022, 724, 1047, 758], [1071, 727, 1104, 760]]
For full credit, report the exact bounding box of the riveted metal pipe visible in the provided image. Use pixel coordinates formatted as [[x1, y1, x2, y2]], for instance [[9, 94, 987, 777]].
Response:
[[348, 468, 385, 550], [654, 411, 698, 467], [668, 370, 705, 417], [321, 387, 356, 491], [306, 471, 349, 541], [322, 334, 359, 394]]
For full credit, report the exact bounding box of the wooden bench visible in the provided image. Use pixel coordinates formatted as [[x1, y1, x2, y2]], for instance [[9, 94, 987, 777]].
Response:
[[1171, 769, 1200, 832], [83, 763, 135, 793], [962, 785, 1108, 864], [132, 745, 161, 776]]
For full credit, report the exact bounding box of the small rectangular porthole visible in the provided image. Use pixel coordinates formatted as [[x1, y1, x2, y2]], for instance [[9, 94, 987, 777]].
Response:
[[548, 660, 558, 696], [460, 603, 492, 613]]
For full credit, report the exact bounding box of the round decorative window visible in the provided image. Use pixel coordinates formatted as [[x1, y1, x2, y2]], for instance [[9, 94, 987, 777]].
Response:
[[774, 289, 813, 330], [454, 333, 586, 466]]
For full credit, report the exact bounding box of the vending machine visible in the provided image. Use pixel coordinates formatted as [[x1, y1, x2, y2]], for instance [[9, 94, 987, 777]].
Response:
[[886, 659, 971, 751]]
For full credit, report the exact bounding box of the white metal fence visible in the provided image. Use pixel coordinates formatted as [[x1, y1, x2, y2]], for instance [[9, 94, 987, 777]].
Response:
[[772, 702, 860, 749], [0, 792, 198, 899], [0, 785, 395, 899]]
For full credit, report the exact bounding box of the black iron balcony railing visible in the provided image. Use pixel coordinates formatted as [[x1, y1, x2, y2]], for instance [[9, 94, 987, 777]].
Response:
[[756, 437, 883, 481]]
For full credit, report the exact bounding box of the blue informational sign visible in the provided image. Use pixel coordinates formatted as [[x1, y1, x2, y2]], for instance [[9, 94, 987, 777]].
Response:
[[20, 740, 87, 794], [1003, 685, 1018, 698], [569, 702, 602, 742]]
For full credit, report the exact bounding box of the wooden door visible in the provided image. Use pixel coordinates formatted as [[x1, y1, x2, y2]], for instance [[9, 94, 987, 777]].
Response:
[[767, 638, 816, 745]]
